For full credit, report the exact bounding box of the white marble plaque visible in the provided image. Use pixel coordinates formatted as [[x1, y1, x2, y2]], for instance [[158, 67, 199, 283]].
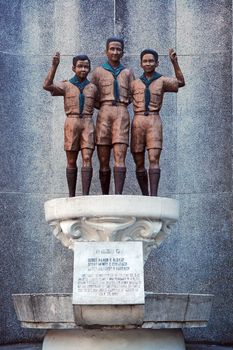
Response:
[[73, 242, 144, 305]]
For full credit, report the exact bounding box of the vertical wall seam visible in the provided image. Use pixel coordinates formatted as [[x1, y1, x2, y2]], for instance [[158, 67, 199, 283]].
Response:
[[175, 0, 178, 194], [231, 0, 233, 194], [114, 0, 116, 35]]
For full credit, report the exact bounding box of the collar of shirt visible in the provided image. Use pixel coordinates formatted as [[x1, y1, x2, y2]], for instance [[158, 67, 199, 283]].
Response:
[[69, 75, 90, 91]]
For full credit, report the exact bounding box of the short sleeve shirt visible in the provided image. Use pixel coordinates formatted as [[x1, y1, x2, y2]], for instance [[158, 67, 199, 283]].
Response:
[[50, 81, 98, 116], [131, 76, 178, 113], [91, 67, 135, 105]]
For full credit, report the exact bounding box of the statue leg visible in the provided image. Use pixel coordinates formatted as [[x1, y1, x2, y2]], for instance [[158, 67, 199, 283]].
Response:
[[66, 151, 79, 197], [148, 148, 161, 196], [132, 152, 149, 196], [81, 148, 93, 195], [113, 143, 127, 194], [97, 145, 111, 194]]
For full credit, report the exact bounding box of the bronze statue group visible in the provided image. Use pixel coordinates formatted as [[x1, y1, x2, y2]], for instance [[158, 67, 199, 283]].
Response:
[[43, 37, 185, 197]]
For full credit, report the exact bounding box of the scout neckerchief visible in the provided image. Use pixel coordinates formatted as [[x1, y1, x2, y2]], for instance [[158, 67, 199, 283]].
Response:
[[140, 72, 162, 115], [102, 62, 125, 103], [69, 75, 90, 116]]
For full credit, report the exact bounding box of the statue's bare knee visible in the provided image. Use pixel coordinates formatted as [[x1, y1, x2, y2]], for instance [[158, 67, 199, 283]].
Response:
[[81, 148, 93, 168]]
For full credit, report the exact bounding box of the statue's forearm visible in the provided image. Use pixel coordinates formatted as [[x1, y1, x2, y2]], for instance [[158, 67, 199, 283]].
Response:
[[172, 61, 185, 87], [43, 65, 58, 91]]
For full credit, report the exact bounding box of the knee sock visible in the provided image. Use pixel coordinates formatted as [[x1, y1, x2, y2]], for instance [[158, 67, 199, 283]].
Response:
[[136, 169, 149, 196], [66, 167, 77, 197], [81, 167, 93, 195], [114, 167, 126, 194], [149, 168, 161, 196], [99, 169, 111, 194]]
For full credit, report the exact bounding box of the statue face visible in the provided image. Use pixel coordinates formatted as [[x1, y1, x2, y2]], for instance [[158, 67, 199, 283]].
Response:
[[106, 41, 123, 64], [72, 60, 90, 80], [141, 54, 158, 74]]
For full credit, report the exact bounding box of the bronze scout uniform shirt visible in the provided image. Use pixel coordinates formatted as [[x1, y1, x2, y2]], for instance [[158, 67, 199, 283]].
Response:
[[91, 66, 135, 146], [50, 81, 98, 151], [131, 76, 178, 152]]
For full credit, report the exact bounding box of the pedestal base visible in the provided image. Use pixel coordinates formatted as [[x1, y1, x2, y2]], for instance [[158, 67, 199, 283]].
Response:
[[43, 329, 186, 350]]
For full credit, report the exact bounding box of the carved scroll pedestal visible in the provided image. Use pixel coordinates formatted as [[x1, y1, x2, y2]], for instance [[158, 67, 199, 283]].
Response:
[[13, 196, 213, 350]]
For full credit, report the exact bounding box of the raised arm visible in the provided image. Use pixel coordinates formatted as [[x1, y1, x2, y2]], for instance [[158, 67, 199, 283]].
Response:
[[169, 48, 185, 88], [43, 52, 60, 91]]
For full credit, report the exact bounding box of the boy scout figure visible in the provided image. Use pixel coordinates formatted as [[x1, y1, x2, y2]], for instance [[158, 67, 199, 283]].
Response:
[[43, 53, 98, 197], [131, 48, 185, 196], [91, 37, 135, 194]]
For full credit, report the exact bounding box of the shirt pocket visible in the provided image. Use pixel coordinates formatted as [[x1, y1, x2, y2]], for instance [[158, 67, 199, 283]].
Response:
[[100, 79, 113, 95], [84, 92, 95, 109], [133, 89, 144, 102], [119, 83, 129, 98], [150, 90, 162, 104], [64, 92, 78, 108]]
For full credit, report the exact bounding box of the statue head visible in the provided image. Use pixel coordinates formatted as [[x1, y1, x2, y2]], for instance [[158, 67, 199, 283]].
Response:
[[72, 55, 91, 81], [105, 37, 124, 65], [140, 49, 159, 73], [140, 49, 158, 63], [106, 37, 124, 51]]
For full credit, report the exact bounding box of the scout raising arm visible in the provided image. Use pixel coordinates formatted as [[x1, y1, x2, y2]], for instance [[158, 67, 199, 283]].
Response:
[[130, 48, 185, 196], [43, 52, 60, 91], [43, 53, 98, 197], [169, 48, 185, 87]]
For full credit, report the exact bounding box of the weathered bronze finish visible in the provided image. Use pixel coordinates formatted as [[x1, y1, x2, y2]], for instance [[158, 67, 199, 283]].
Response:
[[131, 48, 185, 196], [91, 38, 135, 194], [43, 52, 98, 196]]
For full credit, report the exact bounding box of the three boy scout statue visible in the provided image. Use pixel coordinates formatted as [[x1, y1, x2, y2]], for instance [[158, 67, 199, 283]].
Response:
[[91, 37, 135, 194], [131, 48, 185, 196], [43, 53, 97, 197], [43, 40, 185, 197]]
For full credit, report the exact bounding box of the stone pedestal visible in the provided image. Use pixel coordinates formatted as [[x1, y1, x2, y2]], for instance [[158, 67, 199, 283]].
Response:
[[44, 195, 179, 262], [13, 196, 214, 350]]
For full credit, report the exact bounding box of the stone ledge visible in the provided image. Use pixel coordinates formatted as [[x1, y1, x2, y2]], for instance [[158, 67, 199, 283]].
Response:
[[44, 196, 179, 222], [12, 292, 213, 329]]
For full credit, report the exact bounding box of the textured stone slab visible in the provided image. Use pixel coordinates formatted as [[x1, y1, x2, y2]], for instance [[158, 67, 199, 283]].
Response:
[[176, 54, 231, 195], [13, 294, 74, 323], [54, 0, 114, 55], [145, 293, 213, 323], [0, 193, 54, 343], [0, 54, 54, 194], [145, 193, 233, 343], [177, 0, 232, 55], [115, 0, 176, 55], [12, 292, 213, 329], [0, 1, 55, 54]]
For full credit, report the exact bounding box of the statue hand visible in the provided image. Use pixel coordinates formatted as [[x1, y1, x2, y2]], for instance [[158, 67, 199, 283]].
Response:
[[169, 48, 177, 63], [52, 52, 60, 67]]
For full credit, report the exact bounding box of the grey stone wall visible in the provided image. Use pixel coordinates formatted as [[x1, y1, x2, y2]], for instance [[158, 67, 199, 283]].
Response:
[[0, 0, 232, 344]]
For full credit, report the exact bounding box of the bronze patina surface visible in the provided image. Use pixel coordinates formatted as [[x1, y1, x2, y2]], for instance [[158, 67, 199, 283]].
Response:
[[43, 53, 98, 196], [91, 38, 135, 194], [131, 48, 185, 196]]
